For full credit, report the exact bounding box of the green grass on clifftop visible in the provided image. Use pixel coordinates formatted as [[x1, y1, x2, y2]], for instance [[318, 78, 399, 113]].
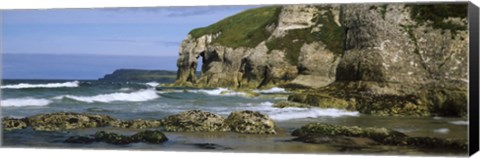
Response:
[[189, 6, 282, 48]]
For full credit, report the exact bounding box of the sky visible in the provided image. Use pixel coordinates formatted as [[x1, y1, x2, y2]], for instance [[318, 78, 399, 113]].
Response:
[[1, 5, 259, 79]]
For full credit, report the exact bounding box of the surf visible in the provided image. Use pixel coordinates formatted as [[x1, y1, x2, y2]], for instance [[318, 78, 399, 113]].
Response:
[[1, 97, 52, 107], [53, 89, 159, 103], [1, 81, 79, 89]]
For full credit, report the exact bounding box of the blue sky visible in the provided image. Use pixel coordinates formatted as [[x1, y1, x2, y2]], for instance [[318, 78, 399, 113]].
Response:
[[1, 5, 259, 79]]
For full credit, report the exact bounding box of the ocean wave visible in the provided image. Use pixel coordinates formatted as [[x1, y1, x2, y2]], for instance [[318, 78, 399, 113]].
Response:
[[1, 81, 79, 89], [433, 128, 450, 134], [53, 89, 159, 103], [220, 101, 359, 121], [188, 88, 248, 96], [145, 82, 159, 87], [253, 87, 287, 93], [1, 98, 51, 107], [449, 120, 468, 125]]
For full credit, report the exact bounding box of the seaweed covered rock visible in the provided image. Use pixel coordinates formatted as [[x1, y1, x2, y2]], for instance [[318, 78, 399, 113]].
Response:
[[225, 110, 276, 134], [292, 123, 467, 151], [405, 136, 467, 151], [94, 131, 134, 145], [64, 136, 97, 144], [2, 117, 28, 131], [162, 110, 228, 132], [65, 130, 168, 145], [112, 119, 163, 129], [27, 112, 117, 131], [131, 130, 168, 144], [292, 123, 407, 145]]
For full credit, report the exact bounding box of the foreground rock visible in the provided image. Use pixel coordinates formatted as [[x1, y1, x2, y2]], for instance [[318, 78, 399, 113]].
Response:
[[2, 117, 28, 131], [292, 123, 467, 151], [4, 111, 278, 135], [111, 119, 163, 129], [65, 130, 168, 145], [225, 110, 276, 134], [27, 112, 117, 131], [163, 110, 228, 132]]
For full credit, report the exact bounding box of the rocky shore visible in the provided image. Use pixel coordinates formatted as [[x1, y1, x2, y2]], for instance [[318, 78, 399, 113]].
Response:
[[1, 111, 467, 152]]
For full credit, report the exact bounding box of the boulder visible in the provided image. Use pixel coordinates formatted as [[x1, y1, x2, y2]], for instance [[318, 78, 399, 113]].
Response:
[[292, 123, 407, 145], [162, 110, 228, 132], [27, 112, 117, 131], [2, 117, 28, 131], [131, 130, 168, 144], [292, 122, 467, 151], [64, 136, 96, 144], [112, 119, 163, 129], [224, 110, 276, 134], [65, 130, 168, 145]]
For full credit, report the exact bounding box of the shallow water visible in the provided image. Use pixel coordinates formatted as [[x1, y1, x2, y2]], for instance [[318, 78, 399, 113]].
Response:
[[0, 80, 469, 155]]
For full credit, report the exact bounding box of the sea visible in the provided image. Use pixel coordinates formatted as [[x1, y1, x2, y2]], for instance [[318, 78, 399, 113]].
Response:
[[0, 79, 469, 155]]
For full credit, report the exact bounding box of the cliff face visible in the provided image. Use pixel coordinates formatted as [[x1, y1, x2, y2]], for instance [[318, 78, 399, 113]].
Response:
[[174, 4, 468, 116], [175, 5, 343, 88]]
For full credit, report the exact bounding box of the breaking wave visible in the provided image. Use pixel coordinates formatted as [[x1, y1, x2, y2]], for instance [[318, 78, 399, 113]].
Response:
[[189, 88, 248, 96], [1, 98, 52, 107], [2, 81, 79, 89], [145, 82, 159, 87], [253, 87, 287, 93], [53, 89, 159, 103], [219, 101, 359, 121], [449, 120, 468, 125]]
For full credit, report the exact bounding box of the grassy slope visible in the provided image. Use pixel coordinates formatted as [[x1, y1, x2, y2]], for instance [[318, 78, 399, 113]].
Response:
[[189, 6, 282, 48]]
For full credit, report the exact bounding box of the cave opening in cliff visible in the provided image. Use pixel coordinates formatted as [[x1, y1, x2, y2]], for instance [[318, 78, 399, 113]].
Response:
[[195, 51, 205, 78]]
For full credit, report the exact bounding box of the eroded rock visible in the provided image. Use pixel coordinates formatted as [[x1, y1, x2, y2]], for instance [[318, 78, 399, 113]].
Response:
[[112, 119, 163, 129], [27, 112, 117, 131], [162, 110, 228, 132], [225, 110, 276, 134], [2, 117, 28, 131], [292, 122, 467, 151], [66, 130, 168, 145]]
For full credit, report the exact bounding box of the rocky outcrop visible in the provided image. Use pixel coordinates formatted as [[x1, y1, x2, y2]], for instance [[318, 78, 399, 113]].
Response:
[[2, 117, 28, 131], [292, 123, 467, 151], [65, 130, 168, 145], [27, 112, 117, 131], [162, 110, 229, 132], [175, 5, 343, 89], [225, 110, 276, 134], [3, 111, 278, 134], [111, 119, 163, 129], [174, 4, 468, 117]]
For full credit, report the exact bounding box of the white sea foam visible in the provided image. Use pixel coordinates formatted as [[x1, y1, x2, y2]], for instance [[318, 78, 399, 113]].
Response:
[[118, 87, 132, 92], [145, 82, 159, 87], [1, 98, 52, 107], [449, 120, 468, 125], [1, 81, 79, 89], [221, 101, 359, 121], [54, 89, 159, 103], [253, 87, 287, 93], [433, 128, 450, 134], [189, 88, 247, 96]]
